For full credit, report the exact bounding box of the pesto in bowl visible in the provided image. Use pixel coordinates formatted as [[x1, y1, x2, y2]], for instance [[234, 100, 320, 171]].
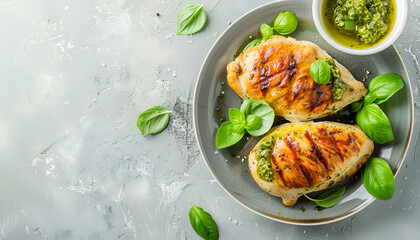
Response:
[[322, 0, 396, 49]]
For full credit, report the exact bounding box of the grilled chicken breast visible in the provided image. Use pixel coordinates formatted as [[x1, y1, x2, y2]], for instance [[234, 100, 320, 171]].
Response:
[[248, 122, 373, 206], [227, 36, 367, 122]]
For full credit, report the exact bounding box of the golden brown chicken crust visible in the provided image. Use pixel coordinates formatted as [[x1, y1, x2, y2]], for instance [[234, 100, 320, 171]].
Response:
[[270, 128, 364, 189], [227, 36, 367, 122], [248, 122, 374, 206]]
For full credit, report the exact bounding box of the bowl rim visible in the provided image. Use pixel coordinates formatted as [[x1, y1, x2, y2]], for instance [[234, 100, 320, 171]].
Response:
[[312, 0, 408, 55], [193, 0, 414, 225]]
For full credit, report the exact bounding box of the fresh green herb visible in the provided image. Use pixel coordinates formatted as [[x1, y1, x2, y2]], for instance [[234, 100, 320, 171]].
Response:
[[228, 108, 245, 127], [137, 106, 171, 136], [356, 103, 394, 144], [260, 23, 273, 39], [325, 58, 349, 101], [240, 99, 275, 137], [256, 135, 277, 181], [351, 101, 363, 113], [304, 186, 346, 208], [215, 118, 245, 149], [364, 73, 404, 105], [245, 115, 262, 132], [243, 38, 262, 52], [344, 20, 355, 30], [273, 11, 298, 35], [189, 204, 219, 240], [215, 99, 275, 148], [361, 157, 395, 200], [177, 3, 207, 35], [309, 60, 331, 84]]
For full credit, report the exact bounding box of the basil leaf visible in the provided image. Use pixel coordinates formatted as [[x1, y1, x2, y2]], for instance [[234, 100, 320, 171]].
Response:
[[260, 23, 273, 39], [189, 204, 219, 240], [309, 60, 331, 84], [356, 103, 394, 144], [240, 99, 275, 137], [245, 115, 262, 131], [137, 106, 171, 136], [363, 92, 377, 105], [361, 157, 395, 200], [177, 3, 207, 35], [351, 101, 363, 113], [273, 11, 298, 35], [304, 186, 346, 208], [243, 39, 262, 52], [229, 108, 245, 127], [215, 121, 245, 149], [365, 73, 404, 104]]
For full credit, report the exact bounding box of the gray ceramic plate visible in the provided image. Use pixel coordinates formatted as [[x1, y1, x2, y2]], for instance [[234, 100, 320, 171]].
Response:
[[193, 0, 413, 225]]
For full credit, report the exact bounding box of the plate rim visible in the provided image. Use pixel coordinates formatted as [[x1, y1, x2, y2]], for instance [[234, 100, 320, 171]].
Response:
[[192, 0, 414, 226]]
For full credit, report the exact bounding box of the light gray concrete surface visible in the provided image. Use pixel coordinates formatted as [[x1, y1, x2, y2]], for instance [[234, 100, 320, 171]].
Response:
[[0, 0, 419, 239]]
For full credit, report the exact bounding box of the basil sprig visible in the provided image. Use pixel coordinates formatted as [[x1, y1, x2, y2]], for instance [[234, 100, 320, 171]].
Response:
[[240, 99, 275, 136], [137, 106, 171, 136], [361, 157, 395, 200], [177, 3, 207, 35], [350, 73, 402, 201], [241, 11, 298, 52], [363, 73, 404, 105], [189, 204, 219, 240], [356, 103, 394, 144], [216, 99, 275, 149], [260, 23, 273, 39], [304, 186, 346, 208], [273, 11, 298, 35], [309, 60, 331, 84], [352, 73, 404, 112], [352, 73, 404, 144]]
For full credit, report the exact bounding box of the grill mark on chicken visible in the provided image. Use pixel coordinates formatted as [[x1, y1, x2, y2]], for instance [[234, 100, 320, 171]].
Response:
[[348, 132, 361, 152], [305, 130, 330, 173], [310, 83, 326, 111], [254, 45, 299, 96], [329, 134, 344, 163], [284, 136, 311, 187], [271, 155, 285, 183]]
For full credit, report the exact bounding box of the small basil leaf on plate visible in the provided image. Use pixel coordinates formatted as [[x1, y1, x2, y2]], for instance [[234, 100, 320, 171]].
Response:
[[304, 186, 346, 208], [245, 114, 262, 131], [351, 101, 363, 113], [260, 23, 273, 39], [137, 106, 171, 136], [240, 99, 275, 136], [273, 11, 298, 35], [356, 103, 394, 144], [189, 204, 219, 240], [367, 73, 404, 104], [229, 108, 245, 127], [361, 157, 395, 200], [309, 60, 331, 84], [177, 3, 207, 35], [243, 38, 262, 52], [215, 121, 245, 149]]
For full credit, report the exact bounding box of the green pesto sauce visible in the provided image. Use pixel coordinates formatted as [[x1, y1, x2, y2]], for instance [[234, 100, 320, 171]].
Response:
[[325, 58, 349, 101], [322, 0, 395, 48], [256, 135, 278, 182]]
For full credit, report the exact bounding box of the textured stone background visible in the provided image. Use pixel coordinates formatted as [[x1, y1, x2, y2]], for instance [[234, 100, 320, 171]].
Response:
[[0, 0, 419, 239]]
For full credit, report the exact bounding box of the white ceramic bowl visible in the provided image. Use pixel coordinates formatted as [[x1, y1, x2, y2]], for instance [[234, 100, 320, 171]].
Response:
[[312, 0, 407, 55]]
